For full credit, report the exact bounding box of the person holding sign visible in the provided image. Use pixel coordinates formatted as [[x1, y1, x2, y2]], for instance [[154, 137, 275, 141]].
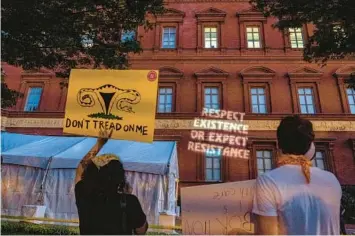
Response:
[[74, 129, 148, 235], [252, 115, 342, 235]]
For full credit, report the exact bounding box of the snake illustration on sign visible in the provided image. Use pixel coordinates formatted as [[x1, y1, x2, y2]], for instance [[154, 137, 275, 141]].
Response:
[[77, 84, 141, 120], [63, 69, 158, 142]]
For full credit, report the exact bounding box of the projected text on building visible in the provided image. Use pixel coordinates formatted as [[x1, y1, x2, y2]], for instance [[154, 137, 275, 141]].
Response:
[[188, 108, 250, 159]]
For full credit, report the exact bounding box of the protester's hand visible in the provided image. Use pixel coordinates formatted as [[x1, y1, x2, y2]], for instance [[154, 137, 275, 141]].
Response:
[[97, 128, 114, 147]]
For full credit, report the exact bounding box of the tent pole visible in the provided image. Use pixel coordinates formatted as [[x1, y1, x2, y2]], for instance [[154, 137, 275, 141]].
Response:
[[38, 156, 53, 205], [175, 179, 179, 202]]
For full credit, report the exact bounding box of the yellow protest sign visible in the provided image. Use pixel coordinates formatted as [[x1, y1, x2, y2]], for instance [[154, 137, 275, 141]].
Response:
[[63, 69, 158, 143]]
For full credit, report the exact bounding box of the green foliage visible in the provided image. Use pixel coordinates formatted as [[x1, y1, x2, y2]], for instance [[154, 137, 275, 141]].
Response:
[[88, 112, 122, 120], [1, 221, 79, 235], [1, 68, 23, 108], [344, 74, 355, 90], [250, 0, 355, 64], [342, 185, 355, 224], [1, 221, 173, 235], [2, 0, 165, 78], [1, 82, 23, 109]]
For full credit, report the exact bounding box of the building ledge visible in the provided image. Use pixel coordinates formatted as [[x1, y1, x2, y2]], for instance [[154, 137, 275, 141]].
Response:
[[2, 109, 355, 121]]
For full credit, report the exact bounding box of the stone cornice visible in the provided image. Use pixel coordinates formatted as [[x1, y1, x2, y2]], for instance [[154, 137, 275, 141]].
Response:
[[2, 110, 355, 120], [21, 72, 53, 77], [240, 66, 276, 78], [287, 73, 323, 78], [236, 8, 267, 22], [287, 66, 323, 78], [334, 65, 355, 78], [156, 8, 185, 23], [2, 116, 355, 132], [159, 66, 184, 78], [21, 69, 54, 78], [195, 67, 229, 78], [247, 137, 277, 142], [195, 8, 227, 22], [315, 138, 337, 150]]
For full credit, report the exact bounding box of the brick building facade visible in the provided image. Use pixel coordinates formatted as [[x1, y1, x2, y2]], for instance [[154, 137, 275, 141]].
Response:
[[2, 0, 355, 190]]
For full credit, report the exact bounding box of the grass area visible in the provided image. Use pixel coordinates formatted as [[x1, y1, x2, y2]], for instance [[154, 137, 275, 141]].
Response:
[[88, 112, 122, 120], [1, 221, 79, 235], [1, 221, 176, 235]]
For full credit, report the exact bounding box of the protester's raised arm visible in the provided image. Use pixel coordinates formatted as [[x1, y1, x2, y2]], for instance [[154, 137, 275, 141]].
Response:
[[74, 129, 113, 184]]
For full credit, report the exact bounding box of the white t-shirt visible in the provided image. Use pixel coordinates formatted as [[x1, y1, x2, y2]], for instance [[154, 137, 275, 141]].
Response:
[[252, 165, 342, 235]]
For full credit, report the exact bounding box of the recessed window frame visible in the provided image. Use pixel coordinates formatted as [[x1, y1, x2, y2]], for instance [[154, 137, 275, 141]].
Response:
[[195, 8, 226, 51], [157, 85, 175, 113], [249, 84, 270, 114], [154, 22, 181, 51], [154, 8, 185, 52], [195, 67, 228, 112], [203, 26, 219, 49], [242, 22, 264, 50], [205, 151, 222, 182], [346, 88, 355, 114], [289, 78, 322, 114], [256, 149, 274, 175], [121, 29, 137, 43], [289, 27, 305, 49], [314, 140, 336, 173], [203, 85, 221, 109], [202, 83, 222, 110], [284, 25, 308, 50], [297, 86, 317, 114], [334, 66, 355, 113], [17, 75, 51, 111], [156, 67, 183, 114], [24, 87, 43, 112], [240, 69, 274, 114], [312, 150, 326, 170], [246, 26, 262, 49], [161, 27, 177, 49], [247, 139, 277, 178], [157, 82, 176, 113]]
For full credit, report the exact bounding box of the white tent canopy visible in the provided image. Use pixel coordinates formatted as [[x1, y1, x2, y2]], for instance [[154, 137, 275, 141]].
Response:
[[1, 132, 179, 224]]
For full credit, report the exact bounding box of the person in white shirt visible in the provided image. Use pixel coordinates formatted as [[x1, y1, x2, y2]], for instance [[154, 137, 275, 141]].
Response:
[[252, 115, 342, 235]]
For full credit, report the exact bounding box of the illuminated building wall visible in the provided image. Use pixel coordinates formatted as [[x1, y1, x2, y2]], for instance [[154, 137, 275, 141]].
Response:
[[2, 0, 355, 190]]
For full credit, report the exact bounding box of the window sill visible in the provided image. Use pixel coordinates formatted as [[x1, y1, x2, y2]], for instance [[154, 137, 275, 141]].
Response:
[[157, 112, 174, 114], [298, 113, 318, 116], [247, 112, 270, 115], [285, 47, 304, 51], [203, 48, 220, 51], [244, 47, 263, 51], [23, 110, 40, 113], [160, 48, 177, 51], [204, 180, 223, 183]]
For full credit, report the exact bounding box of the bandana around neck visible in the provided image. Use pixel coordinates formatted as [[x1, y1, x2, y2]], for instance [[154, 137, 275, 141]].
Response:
[[92, 154, 120, 170], [277, 154, 313, 184]]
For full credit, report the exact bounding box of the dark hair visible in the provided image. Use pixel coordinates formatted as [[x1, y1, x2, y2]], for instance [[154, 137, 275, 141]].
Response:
[[82, 159, 126, 198], [277, 115, 315, 155]]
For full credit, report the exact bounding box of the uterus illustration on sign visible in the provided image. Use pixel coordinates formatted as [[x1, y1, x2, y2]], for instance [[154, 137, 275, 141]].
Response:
[[77, 84, 141, 120]]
